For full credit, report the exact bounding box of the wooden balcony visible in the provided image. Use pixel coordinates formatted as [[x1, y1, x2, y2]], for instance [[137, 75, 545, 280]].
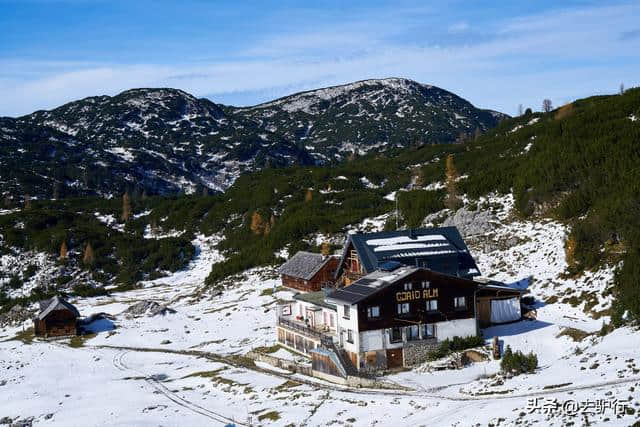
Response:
[[277, 317, 334, 347]]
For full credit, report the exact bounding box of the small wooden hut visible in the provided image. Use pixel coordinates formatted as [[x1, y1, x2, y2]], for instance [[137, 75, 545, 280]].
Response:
[[33, 296, 80, 337]]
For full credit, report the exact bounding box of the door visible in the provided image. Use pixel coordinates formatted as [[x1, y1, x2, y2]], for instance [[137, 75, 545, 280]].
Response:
[[477, 299, 491, 328], [386, 348, 404, 368]]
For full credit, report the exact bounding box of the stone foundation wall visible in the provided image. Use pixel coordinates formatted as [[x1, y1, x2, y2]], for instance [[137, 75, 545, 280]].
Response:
[[403, 339, 439, 366]]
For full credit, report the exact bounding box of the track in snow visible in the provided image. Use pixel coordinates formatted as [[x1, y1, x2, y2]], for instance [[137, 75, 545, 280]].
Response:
[[112, 350, 248, 426]]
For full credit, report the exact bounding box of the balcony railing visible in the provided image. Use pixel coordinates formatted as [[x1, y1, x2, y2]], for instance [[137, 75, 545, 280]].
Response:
[[277, 317, 334, 346]]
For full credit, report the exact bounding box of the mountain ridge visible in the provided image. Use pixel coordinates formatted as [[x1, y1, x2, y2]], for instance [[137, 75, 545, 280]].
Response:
[[0, 78, 508, 199]]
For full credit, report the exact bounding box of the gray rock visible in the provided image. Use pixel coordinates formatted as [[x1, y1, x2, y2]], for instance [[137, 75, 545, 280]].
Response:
[[0, 417, 11, 425], [124, 301, 175, 318], [10, 417, 33, 427], [441, 207, 498, 237]]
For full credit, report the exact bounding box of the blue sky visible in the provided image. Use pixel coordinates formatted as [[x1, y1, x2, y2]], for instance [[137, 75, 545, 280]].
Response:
[[1, 0, 639, 116]]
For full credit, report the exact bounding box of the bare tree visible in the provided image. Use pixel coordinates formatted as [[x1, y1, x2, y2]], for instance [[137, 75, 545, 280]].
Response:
[[542, 99, 553, 113], [59, 241, 68, 260], [518, 104, 524, 116], [121, 191, 132, 222], [444, 154, 462, 210], [250, 211, 266, 235], [83, 242, 95, 267]]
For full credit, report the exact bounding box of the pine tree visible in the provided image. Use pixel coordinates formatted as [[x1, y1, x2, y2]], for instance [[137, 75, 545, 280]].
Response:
[[250, 211, 265, 235], [305, 188, 313, 202], [83, 242, 95, 267], [565, 235, 577, 266], [121, 191, 132, 222], [321, 242, 330, 257], [444, 154, 462, 210], [59, 241, 68, 260]]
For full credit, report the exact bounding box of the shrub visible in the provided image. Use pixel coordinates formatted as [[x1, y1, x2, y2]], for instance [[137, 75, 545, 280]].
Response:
[[500, 345, 538, 375], [72, 284, 108, 297], [427, 335, 485, 361], [8, 275, 22, 289]]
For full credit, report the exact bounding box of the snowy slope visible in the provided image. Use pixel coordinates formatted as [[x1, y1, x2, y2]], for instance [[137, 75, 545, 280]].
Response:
[[1, 196, 639, 426]]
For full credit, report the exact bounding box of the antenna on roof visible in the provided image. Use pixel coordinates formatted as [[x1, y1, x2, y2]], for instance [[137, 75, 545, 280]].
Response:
[[395, 192, 399, 230]]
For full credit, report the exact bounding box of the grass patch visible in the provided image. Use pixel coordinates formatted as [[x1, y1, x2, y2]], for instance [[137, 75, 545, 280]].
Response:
[[253, 344, 284, 354], [274, 380, 302, 392], [260, 286, 283, 297], [556, 327, 591, 342], [10, 327, 35, 344], [258, 411, 281, 422], [69, 333, 96, 348]]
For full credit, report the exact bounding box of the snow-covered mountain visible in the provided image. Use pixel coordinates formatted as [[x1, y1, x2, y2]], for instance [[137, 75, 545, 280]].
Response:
[[0, 79, 506, 199], [240, 78, 506, 162]]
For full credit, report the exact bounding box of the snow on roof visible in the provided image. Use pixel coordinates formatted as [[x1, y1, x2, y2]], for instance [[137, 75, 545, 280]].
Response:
[[37, 296, 80, 320], [366, 235, 447, 246], [372, 242, 449, 252]]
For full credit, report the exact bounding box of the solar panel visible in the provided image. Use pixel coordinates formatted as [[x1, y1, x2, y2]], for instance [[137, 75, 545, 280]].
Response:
[[378, 260, 403, 271]]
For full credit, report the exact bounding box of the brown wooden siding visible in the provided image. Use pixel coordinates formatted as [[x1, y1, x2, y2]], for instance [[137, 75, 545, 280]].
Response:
[[355, 269, 476, 332], [386, 348, 403, 368], [312, 352, 343, 377], [281, 257, 338, 292], [34, 310, 78, 337]]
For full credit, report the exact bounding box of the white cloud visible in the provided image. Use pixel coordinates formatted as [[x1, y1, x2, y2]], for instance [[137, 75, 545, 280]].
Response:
[[1, 2, 639, 117]]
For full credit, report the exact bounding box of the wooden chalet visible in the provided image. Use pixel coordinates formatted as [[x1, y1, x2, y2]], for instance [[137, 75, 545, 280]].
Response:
[[279, 251, 338, 292], [33, 296, 80, 338], [334, 227, 481, 286], [326, 264, 523, 371]]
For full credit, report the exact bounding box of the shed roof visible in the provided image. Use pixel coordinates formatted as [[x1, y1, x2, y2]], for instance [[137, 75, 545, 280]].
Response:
[[336, 227, 480, 279], [37, 296, 80, 320], [293, 291, 337, 310], [279, 251, 333, 280]]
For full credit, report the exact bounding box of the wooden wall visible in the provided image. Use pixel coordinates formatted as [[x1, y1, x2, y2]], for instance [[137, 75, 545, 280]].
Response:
[[355, 269, 476, 332], [34, 310, 78, 337], [282, 257, 339, 292]]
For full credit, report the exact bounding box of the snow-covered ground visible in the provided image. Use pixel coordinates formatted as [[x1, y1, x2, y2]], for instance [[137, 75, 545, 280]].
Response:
[[1, 198, 639, 426]]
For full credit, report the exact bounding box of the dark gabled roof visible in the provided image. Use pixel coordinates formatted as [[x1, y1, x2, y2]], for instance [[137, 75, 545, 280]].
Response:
[[327, 267, 419, 304], [279, 251, 333, 280], [293, 291, 337, 310], [336, 227, 480, 279], [37, 296, 80, 320]]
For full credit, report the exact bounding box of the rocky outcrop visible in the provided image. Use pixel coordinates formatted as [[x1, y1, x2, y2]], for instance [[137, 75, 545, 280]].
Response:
[[441, 207, 498, 237], [0, 305, 35, 327], [124, 300, 175, 318]]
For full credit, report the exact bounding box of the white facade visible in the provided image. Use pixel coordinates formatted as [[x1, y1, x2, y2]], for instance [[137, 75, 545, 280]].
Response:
[[335, 303, 359, 355]]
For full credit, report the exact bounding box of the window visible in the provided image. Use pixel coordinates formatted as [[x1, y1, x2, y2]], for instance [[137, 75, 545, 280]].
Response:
[[454, 296, 466, 310], [329, 314, 335, 327], [423, 324, 436, 338], [343, 304, 350, 319], [407, 325, 419, 341], [347, 329, 354, 343], [397, 302, 410, 315], [389, 327, 403, 343], [426, 299, 438, 312], [421, 280, 431, 289], [403, 282, 413, 291], [367, 305, 381, 319], [281, 305, 291, 316]]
